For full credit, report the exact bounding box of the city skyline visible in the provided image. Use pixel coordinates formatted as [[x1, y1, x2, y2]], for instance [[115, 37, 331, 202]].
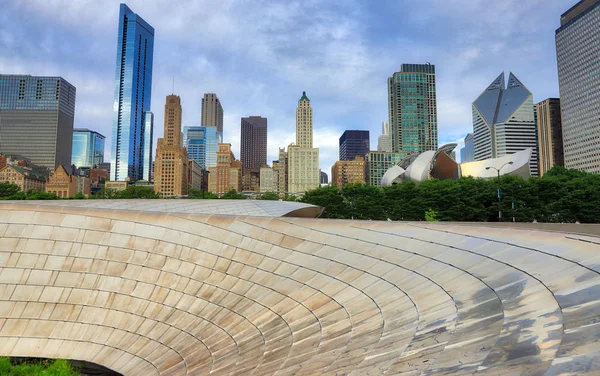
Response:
[[1, 1, 567, 175]]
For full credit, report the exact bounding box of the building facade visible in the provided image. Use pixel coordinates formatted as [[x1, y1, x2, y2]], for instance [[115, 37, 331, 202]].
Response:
[[208, 143, 242, 195], [188, 159, 203, 192], [339, 130, 370, 161], [275, 148, 288, 195], [45, 165, 90, 198], [240, 116, 267, 172], [331, 156, 366, 188], [260, 165, 275, 193], [288, 92, 320, 194], [153, 95, 188, 197], [365, 151, 403, 187], [460, 133, 474, 163], [0, 75, 76, 171], [536, 98, 564, 176], [184, 126, 221, 169], [320, 170, 328, 184], [377, 122, 391, 152], [388, 64, 437, 156], [472, 72, 539, 176], [72, 128, 105, 169], [241, 116, 267, 191], [0, 165, 46, 192], [111, 4, 154, 182], [556, 0, 600, 172], [201, 93, 224, 134]]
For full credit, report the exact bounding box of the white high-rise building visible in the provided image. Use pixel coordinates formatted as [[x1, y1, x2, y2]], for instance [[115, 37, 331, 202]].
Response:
[[556, 0, 600, 172], [377, 122, 391, 152], [472, 72, 539, 176], [288, 92, 320, 194]]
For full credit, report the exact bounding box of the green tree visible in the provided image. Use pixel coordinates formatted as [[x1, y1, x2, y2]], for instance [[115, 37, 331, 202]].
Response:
[[301, 186, 349, 218], [25, 190, 59, 200], [0, 357, 80, 375], [221, 189, 247, 199], [0, 182, 21, 198], [342, 183, 385, 220], [425, 209, 439, 222], [257, 191, 280, 200], [282, 193, 297, 202]]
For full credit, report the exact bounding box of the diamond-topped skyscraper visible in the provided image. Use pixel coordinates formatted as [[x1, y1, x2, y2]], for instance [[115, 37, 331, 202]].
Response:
[[472, 72, 539, 176], [110, 4, 154, 182]]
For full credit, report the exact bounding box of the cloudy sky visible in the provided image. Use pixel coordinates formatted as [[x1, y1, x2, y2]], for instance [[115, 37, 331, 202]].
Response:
[[1, 0, 569, 176]]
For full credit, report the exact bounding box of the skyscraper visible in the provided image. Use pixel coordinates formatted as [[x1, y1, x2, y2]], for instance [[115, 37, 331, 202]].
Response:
[[377, 122, 391, 152], [288, 92, 320, 194], [339, 130, 370, 161], [154, 95, 188, 197], [240, 116, 267, 172], [536, 98, 564, 176], [0, 75, 76, 170], [184, 126, 221, 169], [201, 93, 224, 134], [296, 91, 313, 148], [72, 128, 105, 169], [111, 3, 154, 182], [472, 72, 539, 176], [556, 0, 600, 172], [388, 64, 438, 156], [460, 133, 474, 163]]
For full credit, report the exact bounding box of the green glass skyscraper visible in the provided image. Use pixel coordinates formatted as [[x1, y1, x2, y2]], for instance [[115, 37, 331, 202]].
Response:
[[387, 64, 438, 156]]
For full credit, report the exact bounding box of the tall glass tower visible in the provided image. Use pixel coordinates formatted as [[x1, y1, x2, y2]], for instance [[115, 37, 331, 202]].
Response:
[[111, 3, 154, 182], [388, 64, 438, 157]]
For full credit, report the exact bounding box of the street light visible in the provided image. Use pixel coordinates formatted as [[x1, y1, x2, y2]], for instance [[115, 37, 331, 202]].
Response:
[[485, 161, 513, 222]]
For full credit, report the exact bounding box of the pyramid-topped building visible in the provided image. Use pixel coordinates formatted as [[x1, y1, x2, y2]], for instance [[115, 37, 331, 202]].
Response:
[[472, 72, 539, 176]]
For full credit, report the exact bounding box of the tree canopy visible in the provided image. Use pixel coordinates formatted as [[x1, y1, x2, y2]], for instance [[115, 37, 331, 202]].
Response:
[[300, 166, 600, 223]]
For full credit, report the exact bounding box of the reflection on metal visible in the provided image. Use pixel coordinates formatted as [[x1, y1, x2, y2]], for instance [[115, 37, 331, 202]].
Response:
[[460, 148, 532, 180], [381, 145, 532, 186], [0, 201, 599, 375]]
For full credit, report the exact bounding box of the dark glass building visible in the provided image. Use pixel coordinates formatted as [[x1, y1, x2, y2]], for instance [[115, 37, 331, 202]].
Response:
[[320, 170, 328, 184], [388, 64, 438, 157], [240, 116, 267, 171], [111, 3, 154, 182], [0, 74, 76, 170], [339, 130, 369, 161], [72, 128, 105, 169]]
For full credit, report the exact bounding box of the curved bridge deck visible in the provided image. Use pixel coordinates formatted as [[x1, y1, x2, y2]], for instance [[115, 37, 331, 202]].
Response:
[[0, 202, 598, 375]]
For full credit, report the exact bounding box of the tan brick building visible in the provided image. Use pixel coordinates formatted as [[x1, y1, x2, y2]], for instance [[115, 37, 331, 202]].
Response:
[[0, 165, 46, 192], [331, 156, 366, 188], [45, 165, 90, 198], [208, 143, 242, 195], [154, 95, 189, 197]]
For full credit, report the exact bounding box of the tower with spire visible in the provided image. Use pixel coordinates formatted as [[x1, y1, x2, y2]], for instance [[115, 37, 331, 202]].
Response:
[[287, 91, 320, 194]]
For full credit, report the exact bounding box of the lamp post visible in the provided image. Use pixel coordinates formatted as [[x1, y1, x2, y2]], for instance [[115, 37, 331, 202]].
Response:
[[485, 161, 513, 222]]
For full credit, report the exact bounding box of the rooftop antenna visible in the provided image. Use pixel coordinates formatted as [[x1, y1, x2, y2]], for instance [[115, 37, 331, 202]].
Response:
[[172, 76, 174, 94]]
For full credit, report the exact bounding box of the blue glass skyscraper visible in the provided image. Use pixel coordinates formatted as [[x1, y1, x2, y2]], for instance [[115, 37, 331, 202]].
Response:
[[184, 126, 222, 169], [111, 3, 154, 182], [72, 128, 105, 168]]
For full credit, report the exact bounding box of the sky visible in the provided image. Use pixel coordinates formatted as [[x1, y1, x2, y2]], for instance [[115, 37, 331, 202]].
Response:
[[1, 0, 569, 178]]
